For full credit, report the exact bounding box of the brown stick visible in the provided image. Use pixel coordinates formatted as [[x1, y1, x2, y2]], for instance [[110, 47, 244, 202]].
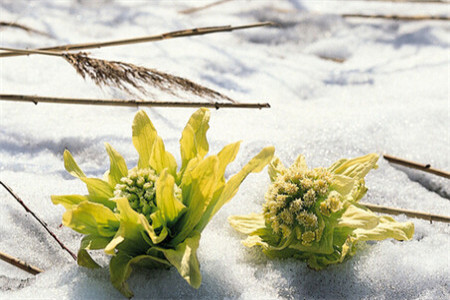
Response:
[[179, 0, 234, 14], [0, 251, 43, 275], [383, 154, 450, 179], [365, 0, 447, 3], [317, 55, 346, 63], [0, 21, 50, 37], [0, 22, 274, 58], [0, 94, 270, 109], [342, 13, 450, 21], [0, 181, 77, 261], [360, 202, 450, 223]]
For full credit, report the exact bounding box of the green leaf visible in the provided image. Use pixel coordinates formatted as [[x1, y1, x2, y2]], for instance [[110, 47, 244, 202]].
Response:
[[180, 108, 210, 173], [77, 249, 101, 269], [353, 216, 414, 242], [156, 169, 186, 225], [51, 194, 88, 210], [104, 142, 128, 187], [63, 149, 86, 178], [105, 197, 150, 255], [331, 174, 356, 198], [81, 178, 115, 210], [172, 156, 219, 245], [110, 251, 171, 298], [336, 204, 379, 230], [132, 110, 158, 169], [228, 213, 265, 235], [206, 146, 275, 223], [77, 233, 112, 269], [62, 202, 119, 236], [162, 232, 202, 288], [328, 153, 379, 180], [150, 136, 177, 177], [216, 141, 241, 178]]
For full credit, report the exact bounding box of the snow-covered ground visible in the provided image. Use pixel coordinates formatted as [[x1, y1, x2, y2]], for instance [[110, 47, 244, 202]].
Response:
[[1, 0, 449, 299]]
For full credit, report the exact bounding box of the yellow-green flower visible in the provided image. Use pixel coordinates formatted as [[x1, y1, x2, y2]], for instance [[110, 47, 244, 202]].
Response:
[[52, 108, 274, 298], [229, 153, 414, 270]]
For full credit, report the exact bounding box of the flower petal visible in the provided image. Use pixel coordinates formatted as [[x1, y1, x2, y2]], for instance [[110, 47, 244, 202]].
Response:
[[328, 153, 379, 180], [104, 142, 128, 187], [132, 110, 158, 169]]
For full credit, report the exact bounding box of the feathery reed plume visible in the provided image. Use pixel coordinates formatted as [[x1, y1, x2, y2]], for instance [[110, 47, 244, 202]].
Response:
[[0, 22, 274, 58], [0, 47, 235, 102], [0, 94, 270, 109], [62, 52, 235, 102]]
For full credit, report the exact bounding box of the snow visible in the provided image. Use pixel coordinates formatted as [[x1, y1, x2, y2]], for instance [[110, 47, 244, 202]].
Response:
[[1, 0, 449, 299]]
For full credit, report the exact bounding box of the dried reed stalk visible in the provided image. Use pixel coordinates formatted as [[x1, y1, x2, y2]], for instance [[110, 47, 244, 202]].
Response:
[[383, 154, 450, 179], [360, 202, 450, 223], [0, 181, 77, 261], [317, 55, 346, 63], [179, 0, 234, 14], [0, 22, 274, 58], [365, 0, 447, 3], [0, 21, 50, 37], [0, 94, 270, 109], [0, 47, 235, 102], [342, 13, 450, 21], [0, 251, 43, 275]]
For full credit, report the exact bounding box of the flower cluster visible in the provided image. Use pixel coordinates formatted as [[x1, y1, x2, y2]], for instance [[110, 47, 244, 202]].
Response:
[[229, 154, 414, 270], [263, 166, 334, 244], [52, 108, 274, 298]]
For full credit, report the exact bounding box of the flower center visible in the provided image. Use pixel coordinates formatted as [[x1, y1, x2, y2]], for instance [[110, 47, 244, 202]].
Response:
[[263, 166, 338, 245], [113, 168, 181, 222]]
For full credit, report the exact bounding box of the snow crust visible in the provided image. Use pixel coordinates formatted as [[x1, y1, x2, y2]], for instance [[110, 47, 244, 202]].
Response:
[[1, 0, 449, 299]]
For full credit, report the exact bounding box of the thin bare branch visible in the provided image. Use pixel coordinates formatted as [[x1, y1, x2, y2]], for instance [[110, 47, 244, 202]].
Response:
[[0, 22, 275, 58], [179, 0, 234, 14], [0, 251, 44, 275], [360, 202, 450, 223], [383, 154, 450, 179], [0, 21, 50, 37], [342, 13, 450, 21], [0, 94, 270, 109], [0, 181, 77, 261]]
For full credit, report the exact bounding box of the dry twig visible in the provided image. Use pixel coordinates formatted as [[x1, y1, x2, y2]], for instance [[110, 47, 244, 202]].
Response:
[[0, 94, 270, 109], [383, 154, 450, 179], [0, 22, 274, 58], [0, 181, 77, 261], [0, 47, 235, 102], [0, 21, 50, 37], [360, 202, 450, 223], [0, 251, 43, 275], [179, 0, 234, 14], [342, 13, 450, 21]]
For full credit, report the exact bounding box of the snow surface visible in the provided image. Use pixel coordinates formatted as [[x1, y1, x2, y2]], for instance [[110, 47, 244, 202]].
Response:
[[1, 0, 449, 299]]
